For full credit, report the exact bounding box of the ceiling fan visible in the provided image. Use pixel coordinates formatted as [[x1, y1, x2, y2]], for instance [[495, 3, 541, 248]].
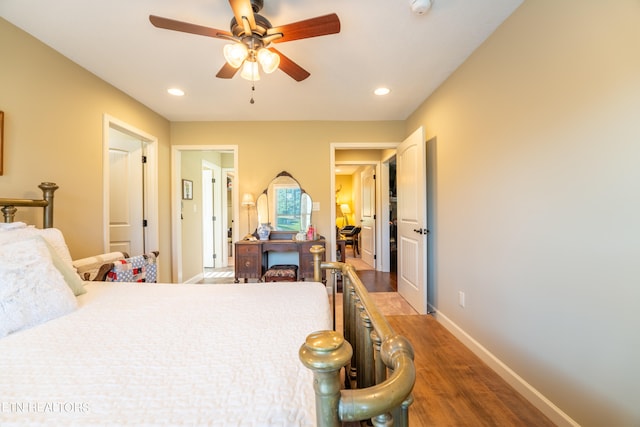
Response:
[[149, 0, 341, 82]]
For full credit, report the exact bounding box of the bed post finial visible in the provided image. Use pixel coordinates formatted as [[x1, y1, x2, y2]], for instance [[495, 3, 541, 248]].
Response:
[[310, 245, 325, 283], [299, 330, 353, 427], [1, 205, 17, 223], [39, 182, 58, 228]]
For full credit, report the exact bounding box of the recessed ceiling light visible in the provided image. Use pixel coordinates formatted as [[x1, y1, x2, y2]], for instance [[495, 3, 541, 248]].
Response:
[[167, 88, 185, 96], [374, 87, 390, 96]]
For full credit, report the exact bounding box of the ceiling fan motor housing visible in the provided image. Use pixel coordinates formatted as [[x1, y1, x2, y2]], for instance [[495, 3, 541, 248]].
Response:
[[230, 13, 272, 38]]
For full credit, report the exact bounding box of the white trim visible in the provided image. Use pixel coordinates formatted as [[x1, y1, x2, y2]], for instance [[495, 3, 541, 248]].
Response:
[[434, 311, 580, 427], [102, 114, 160, 273], [171, 145, 239, 283], [183, 272, 205, 284]]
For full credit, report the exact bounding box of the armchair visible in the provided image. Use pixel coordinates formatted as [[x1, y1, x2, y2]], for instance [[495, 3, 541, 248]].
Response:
[[340, 226, 361, 257]]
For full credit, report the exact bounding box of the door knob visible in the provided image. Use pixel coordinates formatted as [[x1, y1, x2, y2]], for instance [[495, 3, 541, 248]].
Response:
[[413, 228, 428, 234]]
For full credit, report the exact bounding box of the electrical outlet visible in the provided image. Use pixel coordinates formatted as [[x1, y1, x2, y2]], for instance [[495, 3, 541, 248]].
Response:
[[458, 291, 466, 308]]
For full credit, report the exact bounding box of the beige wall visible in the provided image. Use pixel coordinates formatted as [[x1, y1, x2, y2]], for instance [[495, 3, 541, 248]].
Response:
[[170, 121, 404, 240], [335, 175, 353, 227], [0, 18, 172, 282], [406, 1, 640, 425]]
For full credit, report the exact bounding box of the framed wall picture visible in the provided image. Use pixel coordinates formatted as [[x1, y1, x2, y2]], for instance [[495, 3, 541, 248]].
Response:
[[182, 179, 193, 200], [0, 111, 4, 176]]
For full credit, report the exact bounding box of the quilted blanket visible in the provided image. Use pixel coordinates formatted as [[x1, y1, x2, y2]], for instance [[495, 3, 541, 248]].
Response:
[[0, 281, 331, 426]]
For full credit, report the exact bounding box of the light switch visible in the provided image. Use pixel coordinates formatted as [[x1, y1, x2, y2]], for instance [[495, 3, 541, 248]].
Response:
[[312, 202, 320, 211]]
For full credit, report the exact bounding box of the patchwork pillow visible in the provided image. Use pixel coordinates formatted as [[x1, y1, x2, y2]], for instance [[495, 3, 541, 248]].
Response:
[[106, 252, 158, 283], [0, 236, 78, 338]]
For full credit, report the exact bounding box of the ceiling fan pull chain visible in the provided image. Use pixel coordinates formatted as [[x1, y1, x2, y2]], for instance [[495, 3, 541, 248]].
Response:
[[250, 83, 256, 104]]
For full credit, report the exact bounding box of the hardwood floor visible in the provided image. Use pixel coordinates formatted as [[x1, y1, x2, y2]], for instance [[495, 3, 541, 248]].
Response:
[[387, 315, 555, 426], [342, 255, 555, 426]]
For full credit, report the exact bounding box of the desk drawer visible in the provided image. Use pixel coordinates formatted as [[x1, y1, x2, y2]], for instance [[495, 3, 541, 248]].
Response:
[[236, 244, 260, 256]]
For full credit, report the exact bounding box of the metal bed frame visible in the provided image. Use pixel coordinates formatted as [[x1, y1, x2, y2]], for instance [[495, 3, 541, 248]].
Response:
[[0, 182, 58, 228]]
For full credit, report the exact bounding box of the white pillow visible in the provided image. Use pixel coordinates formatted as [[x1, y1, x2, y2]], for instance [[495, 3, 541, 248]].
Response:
[[0, 227, 74, 268], [0, 236, 78, 338]]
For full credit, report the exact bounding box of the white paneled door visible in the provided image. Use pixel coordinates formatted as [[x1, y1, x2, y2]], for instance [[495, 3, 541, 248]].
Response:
[[109, 129, 144, 256], [397, 127, 427, 313], [360, 166, 376, 268]]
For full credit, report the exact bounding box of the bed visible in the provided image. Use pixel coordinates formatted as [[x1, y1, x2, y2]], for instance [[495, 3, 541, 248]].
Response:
[[1, 183, 415, 427]]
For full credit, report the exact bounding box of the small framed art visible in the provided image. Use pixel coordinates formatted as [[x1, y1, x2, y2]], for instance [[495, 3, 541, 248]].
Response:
[[182, 179, 193, 200]]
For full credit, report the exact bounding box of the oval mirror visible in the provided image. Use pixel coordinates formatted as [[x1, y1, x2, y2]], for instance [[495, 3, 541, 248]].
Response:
[[259, 171, 312, 232], [256, 192, 268, 226]]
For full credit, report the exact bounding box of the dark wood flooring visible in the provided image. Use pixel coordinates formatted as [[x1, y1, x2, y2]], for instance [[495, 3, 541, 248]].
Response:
[[347, 258, 555, 426], [355, 269, 396, 292], [387, 315, 556, 426]]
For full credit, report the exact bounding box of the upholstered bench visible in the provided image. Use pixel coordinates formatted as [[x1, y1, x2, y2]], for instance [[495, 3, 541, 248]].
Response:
[[262, 264, 298, 282]]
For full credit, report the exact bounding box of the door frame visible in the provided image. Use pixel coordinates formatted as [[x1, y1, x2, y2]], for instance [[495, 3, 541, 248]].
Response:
[[171, 145, 239, 283], [102, 114, 159, 259], [330, 142, 399, 270], [202, 160, 224, 268]]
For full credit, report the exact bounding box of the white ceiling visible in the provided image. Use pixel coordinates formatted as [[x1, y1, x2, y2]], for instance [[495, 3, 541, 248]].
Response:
[[1, 0, 522, 122]]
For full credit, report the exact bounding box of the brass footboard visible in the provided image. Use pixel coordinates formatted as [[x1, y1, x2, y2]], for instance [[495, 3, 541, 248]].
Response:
[[300, 246, 416, 426], [0, 182, 58, 228]]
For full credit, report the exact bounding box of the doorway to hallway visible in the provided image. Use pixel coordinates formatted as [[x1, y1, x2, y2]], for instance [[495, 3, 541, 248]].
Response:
[[171, 145, 238, 283]]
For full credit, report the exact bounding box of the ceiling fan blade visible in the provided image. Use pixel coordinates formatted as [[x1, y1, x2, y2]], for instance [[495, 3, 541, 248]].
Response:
[[216, 62, 240, 79], [269, 48, 310, 82], [149, 15, 233, 40], [229, 0, 256, 35], [269, 13, 340, 43]]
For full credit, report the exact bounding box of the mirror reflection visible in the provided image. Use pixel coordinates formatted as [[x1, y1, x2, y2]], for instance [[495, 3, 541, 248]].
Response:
[[256, 171, 312, 232]]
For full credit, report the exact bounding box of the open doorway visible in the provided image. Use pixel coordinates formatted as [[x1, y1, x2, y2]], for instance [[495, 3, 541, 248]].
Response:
[[171, 146, 238, 283], [331, 143, 399, 292]]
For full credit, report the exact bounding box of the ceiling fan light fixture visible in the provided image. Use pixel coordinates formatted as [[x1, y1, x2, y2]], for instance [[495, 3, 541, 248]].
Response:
[[240, 60, 260, 81], [223, 43, 248, 68], [257, 48, 280, 74]]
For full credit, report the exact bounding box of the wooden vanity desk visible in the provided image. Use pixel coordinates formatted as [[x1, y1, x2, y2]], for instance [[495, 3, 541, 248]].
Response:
[[234, 231, 325, 283]]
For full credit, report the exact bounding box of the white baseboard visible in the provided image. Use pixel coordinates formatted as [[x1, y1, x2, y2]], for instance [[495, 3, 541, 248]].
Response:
[[433, 310, 580, 427], [183, 273, 204, 284]]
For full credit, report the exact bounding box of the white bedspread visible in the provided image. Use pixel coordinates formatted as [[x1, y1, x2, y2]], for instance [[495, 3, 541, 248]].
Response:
[[0, 282, 331, 426]]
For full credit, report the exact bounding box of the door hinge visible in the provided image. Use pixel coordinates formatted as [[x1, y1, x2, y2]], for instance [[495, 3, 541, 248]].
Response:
[[373, 214, 376, 220], [374, 254, 377, 260], [212, 178, 215, 183], [141, 155, 147, 164], [212, 215, 216, 222], [373, 174, 376, 180], [213, 254, 217, 259], [142, 219, 148, 227]]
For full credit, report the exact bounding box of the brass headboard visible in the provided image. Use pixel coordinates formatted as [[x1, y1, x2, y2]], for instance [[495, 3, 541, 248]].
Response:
[[0, 182, 58, 228]]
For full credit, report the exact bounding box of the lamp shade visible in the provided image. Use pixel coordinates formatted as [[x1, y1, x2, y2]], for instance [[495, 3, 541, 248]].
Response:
[[240, 61, 260, 81], [257, 48, 280, 74], [223, 43, 248, 68], [241, 193, 255, 207], [340, 204, 351, 214]]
